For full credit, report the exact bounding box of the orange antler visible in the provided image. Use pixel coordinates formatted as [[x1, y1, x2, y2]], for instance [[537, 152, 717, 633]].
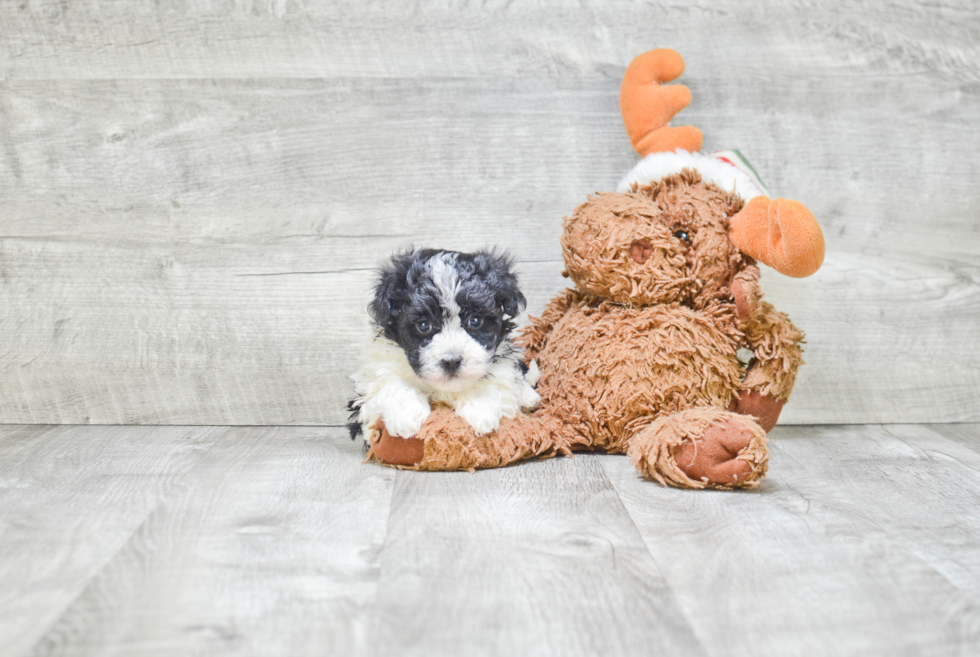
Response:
[[620, 49, 703, 156]]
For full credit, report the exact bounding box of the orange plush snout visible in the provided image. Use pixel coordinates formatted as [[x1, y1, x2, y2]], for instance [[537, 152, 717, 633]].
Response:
[[729, 197, 825, 278]]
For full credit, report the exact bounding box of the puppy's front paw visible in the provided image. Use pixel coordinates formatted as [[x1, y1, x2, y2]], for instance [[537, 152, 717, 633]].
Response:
[[456, 399, 502, 436], [383, 397, 432, 438], [521, 384, 541, 412]]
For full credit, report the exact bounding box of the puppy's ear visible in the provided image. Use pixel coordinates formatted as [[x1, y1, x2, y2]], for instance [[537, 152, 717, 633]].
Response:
[[482, 251, 526, 318], [369, 258, 406, 339], [500, 280, 527, 318]]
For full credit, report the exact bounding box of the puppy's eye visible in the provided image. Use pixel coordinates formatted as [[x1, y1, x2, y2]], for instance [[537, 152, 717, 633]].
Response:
[[467, 316, 484, 329], [415, 320, 434, 334], [674, 230, 690, 243]]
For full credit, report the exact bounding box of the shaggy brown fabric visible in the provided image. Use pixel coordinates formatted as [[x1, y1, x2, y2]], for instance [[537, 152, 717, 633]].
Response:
[[740, 301, 805, 401], [637, 171, 746, 308], [531, 299, 743, 452], [370, 173, 809, 489], [731, 265, 763, 323], [629, 408, 769, 489], [521, 288, 583, 364], [730, 261, 805, 402], [561, 193, 693, 306], [395, 407, 570, 473], [561, 171, 744, 309]]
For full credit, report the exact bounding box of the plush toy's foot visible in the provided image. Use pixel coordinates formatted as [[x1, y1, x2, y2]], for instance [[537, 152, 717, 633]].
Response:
[[368, 420, 425, 467], [629, 408, 769, 489], [368, 408, 569, 472]]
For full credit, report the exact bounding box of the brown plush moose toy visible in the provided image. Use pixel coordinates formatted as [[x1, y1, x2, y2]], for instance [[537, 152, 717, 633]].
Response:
[[368, 49, 825, 489]]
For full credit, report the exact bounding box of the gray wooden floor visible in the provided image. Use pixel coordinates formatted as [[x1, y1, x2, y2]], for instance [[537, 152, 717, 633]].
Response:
[[2, 423, 979, 656]]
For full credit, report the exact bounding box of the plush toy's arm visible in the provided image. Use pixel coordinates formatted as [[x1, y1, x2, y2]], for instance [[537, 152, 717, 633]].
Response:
[[740, 302, 805, 400], [730, 266, 805, 430], [517, 288, 580, 363]]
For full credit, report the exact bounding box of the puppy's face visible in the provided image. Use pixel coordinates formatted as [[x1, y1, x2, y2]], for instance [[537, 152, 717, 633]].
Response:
[[370, 250, 526, 392]]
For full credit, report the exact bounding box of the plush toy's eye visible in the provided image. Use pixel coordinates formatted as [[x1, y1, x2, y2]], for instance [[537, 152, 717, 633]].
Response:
[[467, 316, 484, 329], [416, 320, 434, 334], [674, 230, 690, 243]]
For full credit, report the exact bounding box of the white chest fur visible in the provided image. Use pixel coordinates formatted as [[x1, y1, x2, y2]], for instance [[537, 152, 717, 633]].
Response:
[[350, 335, 540, 441]]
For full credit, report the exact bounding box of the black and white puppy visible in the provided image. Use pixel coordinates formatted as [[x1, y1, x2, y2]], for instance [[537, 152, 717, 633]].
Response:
[[349, 249, 540, 441]]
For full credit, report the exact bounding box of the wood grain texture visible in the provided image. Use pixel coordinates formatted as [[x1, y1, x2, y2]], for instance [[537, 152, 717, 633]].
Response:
[[370, 455, 703, 657], [931, 423, 980, 454], [1, 1, 977, 81], [603, 423, 980, 656], [0, 425, 224, 657], [1, 1, 979, 424], [20, 426, 396, 657], [6, 423, 980, 656]]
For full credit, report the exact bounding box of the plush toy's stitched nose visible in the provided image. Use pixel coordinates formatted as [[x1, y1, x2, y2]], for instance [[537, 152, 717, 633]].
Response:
[[630, 239, 654, 264]]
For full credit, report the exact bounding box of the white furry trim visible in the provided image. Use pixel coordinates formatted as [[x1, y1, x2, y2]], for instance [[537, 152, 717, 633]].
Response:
[[617, 149, 768, 201], [350, 335, 539, 441]]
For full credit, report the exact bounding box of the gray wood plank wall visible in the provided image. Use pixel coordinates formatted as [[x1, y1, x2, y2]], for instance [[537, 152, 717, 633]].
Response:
[[1, 1, 978, 425]]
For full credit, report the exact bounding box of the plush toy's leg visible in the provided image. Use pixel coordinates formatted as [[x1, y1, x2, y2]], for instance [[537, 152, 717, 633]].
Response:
[[728, 390, 785, 433], [628, 408, 769, 489], [368, 423, 425, 467], [368, 408, 570, 472]]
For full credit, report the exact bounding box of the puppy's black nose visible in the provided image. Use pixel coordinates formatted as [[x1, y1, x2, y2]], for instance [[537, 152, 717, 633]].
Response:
[[441, 355, 463, 375]]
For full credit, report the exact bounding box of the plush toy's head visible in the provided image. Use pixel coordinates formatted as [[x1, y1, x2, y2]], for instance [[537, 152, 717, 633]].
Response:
[[562, 47, 827, 308], [561, 170, 748, 308], [609, 48, 825, 283]]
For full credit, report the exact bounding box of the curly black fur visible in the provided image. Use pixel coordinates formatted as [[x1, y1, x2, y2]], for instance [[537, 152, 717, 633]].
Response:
[[367, 249, 525, 374], [347, 248, 526, 440], [347, 399, 362, 439]]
